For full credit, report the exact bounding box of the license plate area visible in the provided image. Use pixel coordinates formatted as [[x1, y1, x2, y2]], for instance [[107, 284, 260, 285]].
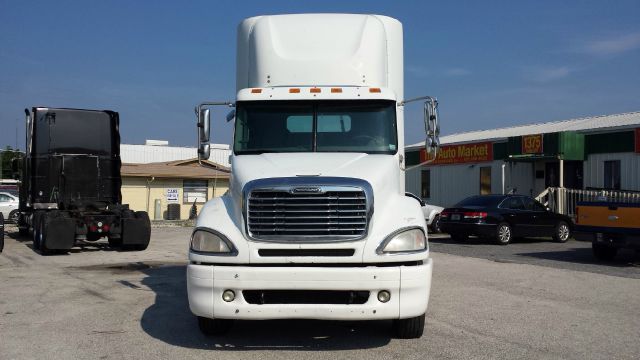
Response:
[[451, 214, 461, 221]]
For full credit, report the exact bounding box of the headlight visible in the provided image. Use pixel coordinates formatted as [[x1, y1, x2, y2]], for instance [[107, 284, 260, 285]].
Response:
[[190, 229, 237, 255], [377, 227, 427, 254]]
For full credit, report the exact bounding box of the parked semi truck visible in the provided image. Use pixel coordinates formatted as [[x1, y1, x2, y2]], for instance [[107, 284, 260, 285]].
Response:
[[575, 200, 640, 261], [17, 107, 151, 254], [187, 14, 440, 338]]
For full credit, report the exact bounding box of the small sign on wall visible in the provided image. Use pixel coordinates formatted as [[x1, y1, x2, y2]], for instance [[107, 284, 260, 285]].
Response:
[[522, 134, 543, 154], [166, 188, 179, 203]]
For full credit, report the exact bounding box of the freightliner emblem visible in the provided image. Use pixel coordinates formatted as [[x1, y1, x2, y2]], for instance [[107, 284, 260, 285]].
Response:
[[291, 187, 323, 194]]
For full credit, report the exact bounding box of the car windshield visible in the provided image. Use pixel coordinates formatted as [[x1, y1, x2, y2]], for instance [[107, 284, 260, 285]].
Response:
[[233, 100, 397, 154], [455, 195, 503, 208]]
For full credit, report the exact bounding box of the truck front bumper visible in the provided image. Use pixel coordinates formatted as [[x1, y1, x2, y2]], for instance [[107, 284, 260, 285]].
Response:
[[187, 259, 432, 321]]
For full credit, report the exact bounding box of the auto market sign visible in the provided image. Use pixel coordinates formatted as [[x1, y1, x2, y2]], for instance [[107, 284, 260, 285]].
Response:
[[522, 134, 543, 154], [420, 141, 493, 165]]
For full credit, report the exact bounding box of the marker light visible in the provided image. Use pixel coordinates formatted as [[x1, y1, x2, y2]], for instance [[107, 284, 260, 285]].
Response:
[[251, 88, 262, 93], [369, 88, 381, 93], [310, 88, 321, 93], [289, 88, 300, 93], [331, 88, 342, 93]]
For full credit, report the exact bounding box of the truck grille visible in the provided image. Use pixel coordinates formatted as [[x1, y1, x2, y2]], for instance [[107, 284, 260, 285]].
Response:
[[247, 188, 370, 241]]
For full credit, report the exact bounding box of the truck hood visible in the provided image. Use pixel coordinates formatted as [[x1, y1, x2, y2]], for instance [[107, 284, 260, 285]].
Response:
[[230, 153, 401, 199]]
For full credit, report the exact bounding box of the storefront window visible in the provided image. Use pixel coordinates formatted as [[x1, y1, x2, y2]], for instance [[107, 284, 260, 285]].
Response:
[[604, 160, 621, 190], [183, 180, 208, 203], [480, 167, 492, 195]]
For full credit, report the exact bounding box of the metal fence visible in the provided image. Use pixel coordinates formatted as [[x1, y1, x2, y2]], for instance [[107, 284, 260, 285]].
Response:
[[536, 187, 640, 217]]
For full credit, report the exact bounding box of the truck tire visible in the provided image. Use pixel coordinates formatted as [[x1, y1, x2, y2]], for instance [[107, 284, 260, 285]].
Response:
[[592, 243, 617, 261], [0, 213, 4, 253], [38, 215, 52, 255], [495, 222, 512, 245], [108, 236, 122, 248], [392, 313, 425, 339], [198, 316, 233, 336], [32, 212, 43, 250], [552, 221, 571, 243]]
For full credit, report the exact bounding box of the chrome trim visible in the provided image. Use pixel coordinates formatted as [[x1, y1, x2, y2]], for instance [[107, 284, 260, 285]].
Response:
[[190, 227, 239, 256], [243, 177, 374, 243], [33, 203, 58, 210], [376, 226, 428, 255]]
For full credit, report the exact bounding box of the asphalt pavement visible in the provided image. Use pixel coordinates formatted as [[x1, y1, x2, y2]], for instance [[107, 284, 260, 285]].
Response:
[[1, 225, 639, 359]]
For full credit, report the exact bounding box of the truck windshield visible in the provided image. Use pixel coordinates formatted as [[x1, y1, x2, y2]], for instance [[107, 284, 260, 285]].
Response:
[[234, 100, 397, 154]]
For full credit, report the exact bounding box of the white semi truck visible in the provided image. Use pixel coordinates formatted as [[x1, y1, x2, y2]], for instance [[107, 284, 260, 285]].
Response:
[[188, 14, 440, 338]]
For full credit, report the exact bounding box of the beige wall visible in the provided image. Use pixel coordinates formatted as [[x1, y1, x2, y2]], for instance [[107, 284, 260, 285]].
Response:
[[121, 177, 229, 220]]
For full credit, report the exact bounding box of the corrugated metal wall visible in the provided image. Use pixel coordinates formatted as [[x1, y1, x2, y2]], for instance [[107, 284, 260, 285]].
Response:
[[583, 152, 640, 191], [406, 161, 535, 207], [120, 144, 231, 167]]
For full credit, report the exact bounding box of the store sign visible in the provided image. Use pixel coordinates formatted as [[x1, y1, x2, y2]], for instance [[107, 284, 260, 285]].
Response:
[[166, 188, 179, 203], [420, 141, 493, 165], [635, 128, 640, 153], [522, 134, 543, 154]]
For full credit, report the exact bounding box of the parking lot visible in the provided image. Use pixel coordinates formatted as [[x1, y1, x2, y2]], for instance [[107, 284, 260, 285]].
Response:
[[1, 225, 639, 360]]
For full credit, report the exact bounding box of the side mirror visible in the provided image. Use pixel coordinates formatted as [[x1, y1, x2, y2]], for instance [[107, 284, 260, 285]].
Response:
[[198, 108, 210, 143], [198, 143, 210, 161], [226, 109, 236, 122], [423, 98, 440, 160]]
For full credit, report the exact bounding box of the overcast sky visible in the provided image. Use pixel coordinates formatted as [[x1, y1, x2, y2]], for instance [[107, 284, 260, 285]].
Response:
[[1, 0, 639, 150]]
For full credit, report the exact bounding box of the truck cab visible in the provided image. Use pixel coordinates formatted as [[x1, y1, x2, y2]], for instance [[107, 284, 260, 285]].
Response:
[[187, 14, 440, 338]]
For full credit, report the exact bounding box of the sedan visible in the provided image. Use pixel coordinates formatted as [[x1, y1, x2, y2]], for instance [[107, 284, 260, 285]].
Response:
[[405, 192, 444, 233], [439, 194, 572, 245], [0, 192, 19, 223]]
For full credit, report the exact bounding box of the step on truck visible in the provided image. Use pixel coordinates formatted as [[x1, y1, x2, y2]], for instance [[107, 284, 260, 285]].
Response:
[[17, 107, 151, 254], [187, 14, 441, 338]]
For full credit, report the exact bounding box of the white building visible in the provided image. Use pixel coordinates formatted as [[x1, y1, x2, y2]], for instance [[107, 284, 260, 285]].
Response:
[[120, 140, 231, 167], [405, 111, 640, 207]]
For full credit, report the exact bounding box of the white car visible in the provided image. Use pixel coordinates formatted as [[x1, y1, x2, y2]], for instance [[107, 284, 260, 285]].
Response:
[[405, 193, 444, 233], [0, 192, 19, 223]]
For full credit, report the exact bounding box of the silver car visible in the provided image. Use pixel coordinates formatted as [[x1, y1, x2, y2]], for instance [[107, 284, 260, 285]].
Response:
[[0, 192, 19, 223], [405, 192, 444, 233]]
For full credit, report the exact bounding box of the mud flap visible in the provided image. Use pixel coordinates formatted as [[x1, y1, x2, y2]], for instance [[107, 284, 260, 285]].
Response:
[[45, 217, 76, 250], [121, 212, 151, 247]]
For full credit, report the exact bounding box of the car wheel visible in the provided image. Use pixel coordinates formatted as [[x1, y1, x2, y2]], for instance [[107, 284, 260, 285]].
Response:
[[392, 313, 425, 339], [495, 223, 512, 245], [451, 233, 468, 242], [592, 243, 617, 261], [198, 316, 233, 336], [430, 215, 441, 233], [9, 210, 19, 224], [553, 221, 571, 243]]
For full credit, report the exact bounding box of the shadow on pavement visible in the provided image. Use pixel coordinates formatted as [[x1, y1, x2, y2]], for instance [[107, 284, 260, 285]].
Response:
[[516, 247, 640, 267], [139, 265, 392, 351]]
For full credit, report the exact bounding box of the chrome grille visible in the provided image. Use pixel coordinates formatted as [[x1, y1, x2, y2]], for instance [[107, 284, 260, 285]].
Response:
[[247, 188, 369, 240]]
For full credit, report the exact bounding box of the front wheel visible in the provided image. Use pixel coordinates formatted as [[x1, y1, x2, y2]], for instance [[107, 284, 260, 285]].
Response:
[[430, 215, 441, 234], [495, 223, 512, 245], [553, 221, 571, 243], [392, 313, 425, 339], [9, 210, 19, 224], [198, 317, 233, 336]]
